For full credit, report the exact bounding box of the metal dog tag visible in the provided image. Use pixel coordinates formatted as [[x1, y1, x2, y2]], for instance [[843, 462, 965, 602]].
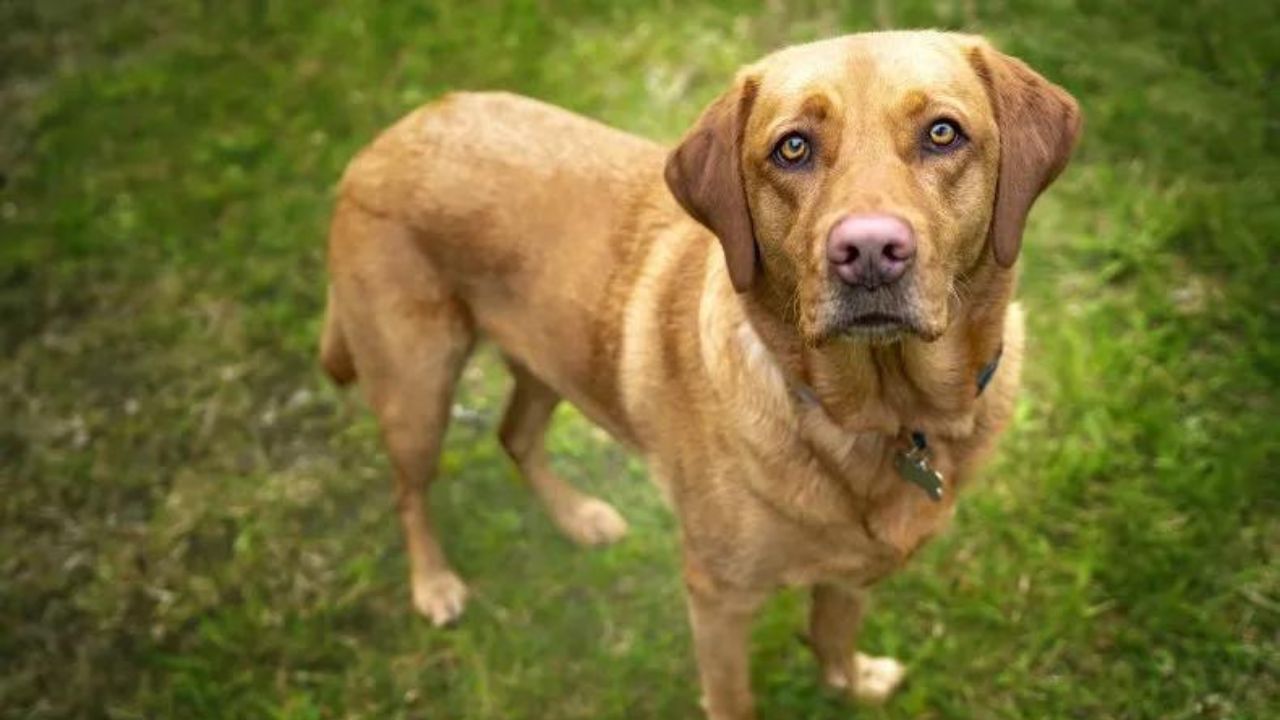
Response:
[[895, 448, 944, 502]]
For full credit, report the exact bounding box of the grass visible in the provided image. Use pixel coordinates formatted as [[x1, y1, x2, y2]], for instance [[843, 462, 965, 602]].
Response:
[[2, 1, 1277, 718]]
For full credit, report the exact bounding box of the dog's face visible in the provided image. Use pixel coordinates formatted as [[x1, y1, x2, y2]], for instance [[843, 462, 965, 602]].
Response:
[[666, 32, 1080, 343]]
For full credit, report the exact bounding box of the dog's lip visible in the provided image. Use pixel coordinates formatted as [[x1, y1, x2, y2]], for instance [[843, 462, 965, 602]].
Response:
[[815, 313, 915, 345], [845, 312, 907, 328]]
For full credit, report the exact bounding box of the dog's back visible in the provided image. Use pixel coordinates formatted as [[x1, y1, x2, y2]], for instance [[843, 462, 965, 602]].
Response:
[[323, 92, 673, 435], [339, 92, 661, 233]]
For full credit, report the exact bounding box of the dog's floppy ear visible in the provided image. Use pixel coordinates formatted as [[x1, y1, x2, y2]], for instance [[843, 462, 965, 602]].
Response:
[[969, 42, 1082, 267], [664, 77, 760, 291]]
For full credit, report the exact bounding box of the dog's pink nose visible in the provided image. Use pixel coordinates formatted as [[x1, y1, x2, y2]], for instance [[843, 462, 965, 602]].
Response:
[[826, 213, 916, 288]]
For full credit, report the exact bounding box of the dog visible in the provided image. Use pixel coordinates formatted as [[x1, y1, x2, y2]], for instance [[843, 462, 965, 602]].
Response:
[[319, 30, 1080, 718]]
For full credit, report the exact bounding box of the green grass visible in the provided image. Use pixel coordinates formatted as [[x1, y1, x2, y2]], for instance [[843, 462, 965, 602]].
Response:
[[2, 1, 1277, 718]]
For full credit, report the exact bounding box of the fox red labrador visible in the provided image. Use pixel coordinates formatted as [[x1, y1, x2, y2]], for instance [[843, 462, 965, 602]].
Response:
[[320, 31, 1080, 718]]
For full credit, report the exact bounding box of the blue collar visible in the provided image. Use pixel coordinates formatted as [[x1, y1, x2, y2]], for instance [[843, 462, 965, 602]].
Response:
[[975, 345, 1003, 397]]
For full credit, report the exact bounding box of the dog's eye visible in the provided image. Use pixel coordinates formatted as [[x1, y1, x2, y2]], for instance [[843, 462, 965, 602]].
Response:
[[925, 120, 963, 151], [772, 133, 811, 167]]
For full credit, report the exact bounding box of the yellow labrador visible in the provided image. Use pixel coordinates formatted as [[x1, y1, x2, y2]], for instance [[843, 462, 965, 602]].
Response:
[[320, 31, 1080, 718]]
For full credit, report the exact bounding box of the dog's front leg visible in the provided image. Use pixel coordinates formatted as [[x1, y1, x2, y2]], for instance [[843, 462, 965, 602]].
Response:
[[808, 584, 906, 704], [684, 564, 764, 720]]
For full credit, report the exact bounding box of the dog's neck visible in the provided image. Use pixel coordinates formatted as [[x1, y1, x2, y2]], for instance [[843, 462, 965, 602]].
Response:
[[739, 259, 1015, 440], [693, 255, 1015, 550]]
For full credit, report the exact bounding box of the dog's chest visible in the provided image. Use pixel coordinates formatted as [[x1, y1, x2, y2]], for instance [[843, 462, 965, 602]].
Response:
[[727, 440, 963, 589]]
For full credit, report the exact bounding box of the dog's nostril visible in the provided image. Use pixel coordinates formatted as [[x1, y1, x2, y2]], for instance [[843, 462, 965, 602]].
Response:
[[883, 242, 909, 262], [829, 241, 860, 265]]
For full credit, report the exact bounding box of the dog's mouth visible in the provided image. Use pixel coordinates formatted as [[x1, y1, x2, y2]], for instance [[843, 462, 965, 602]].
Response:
[[846, 312, 906, 330], [835, 313, 914, 343], [809, 310, 919, 345], [812, 287, 926, 344]]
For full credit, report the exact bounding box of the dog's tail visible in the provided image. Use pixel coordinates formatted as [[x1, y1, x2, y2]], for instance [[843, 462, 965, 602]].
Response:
[[319, 285, 356, 386]]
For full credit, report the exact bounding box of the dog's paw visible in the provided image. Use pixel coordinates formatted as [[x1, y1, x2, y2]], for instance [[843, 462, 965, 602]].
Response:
[[554, 496, 628, 546], [412, 570, 469, 627], [851, 653, 906, 704]]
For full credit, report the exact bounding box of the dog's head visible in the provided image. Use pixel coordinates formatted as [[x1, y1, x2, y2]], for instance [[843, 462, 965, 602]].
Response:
[[665, 32, 1080, 343]]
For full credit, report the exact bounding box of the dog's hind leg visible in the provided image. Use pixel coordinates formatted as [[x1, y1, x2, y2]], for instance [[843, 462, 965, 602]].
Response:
[[329, 201, 476, 626], [498, 359, 628, 546]]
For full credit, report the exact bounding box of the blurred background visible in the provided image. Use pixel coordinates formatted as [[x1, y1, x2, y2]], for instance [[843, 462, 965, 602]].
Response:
[[2, 1, 1277, 718]]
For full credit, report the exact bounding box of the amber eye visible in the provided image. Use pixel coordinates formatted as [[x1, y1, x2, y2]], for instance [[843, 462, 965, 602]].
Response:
[[926, 120, 962, 149], [772, 133, 811, 167]]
